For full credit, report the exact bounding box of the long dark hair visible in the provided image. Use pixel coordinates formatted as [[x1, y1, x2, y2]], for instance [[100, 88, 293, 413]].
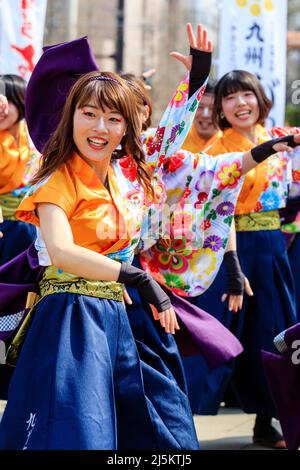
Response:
[[213, 70, 272, 130], [31, 71, 153, 197], [0, 74, 27, 122]]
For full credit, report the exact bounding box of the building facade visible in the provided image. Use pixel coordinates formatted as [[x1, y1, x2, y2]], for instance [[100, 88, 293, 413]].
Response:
[[43, 0, 300, 125]]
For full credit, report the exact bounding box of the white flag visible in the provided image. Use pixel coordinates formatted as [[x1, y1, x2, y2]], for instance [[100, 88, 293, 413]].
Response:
[[0, 0, 47, 80], [218, 0, 287, 126]]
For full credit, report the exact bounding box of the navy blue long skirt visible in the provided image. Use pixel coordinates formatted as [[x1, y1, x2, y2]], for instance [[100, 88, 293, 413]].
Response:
[[287, 233, 300, 322], [186, 229, 297, 417], [126, 256, 188, 395], [0, 292, 199, 450], [182, 262, 236, 414], [0, 220, 36, 265], [232, 229, 297, 415]]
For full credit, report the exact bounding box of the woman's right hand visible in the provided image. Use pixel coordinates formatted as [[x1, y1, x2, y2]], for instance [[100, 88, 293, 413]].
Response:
[[150, 304, 180, 334]]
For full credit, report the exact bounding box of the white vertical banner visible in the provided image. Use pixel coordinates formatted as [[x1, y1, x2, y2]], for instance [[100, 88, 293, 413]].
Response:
[[218, 0, 287, 126], [0, 0, 47, 80]]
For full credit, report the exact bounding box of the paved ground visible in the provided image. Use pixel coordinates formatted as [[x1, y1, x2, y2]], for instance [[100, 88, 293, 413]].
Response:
[[193, 406, 282, 450], [0, 400, 281, 450]]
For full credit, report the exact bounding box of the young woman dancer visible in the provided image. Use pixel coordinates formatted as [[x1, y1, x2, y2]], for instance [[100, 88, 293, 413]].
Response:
[[183, 70, 300, 448], [0, 75, 39, 264], [0, 24, 215, 450], [0, 75, 40, 400], [118, 69, 300, 449]]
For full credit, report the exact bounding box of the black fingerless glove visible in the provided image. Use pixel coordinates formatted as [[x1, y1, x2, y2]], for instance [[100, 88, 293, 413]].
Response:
[[224, 251, 244, 296], [117, 262, 172, 312], [189, 47, 212, 98], [251, 135, 300, 163]]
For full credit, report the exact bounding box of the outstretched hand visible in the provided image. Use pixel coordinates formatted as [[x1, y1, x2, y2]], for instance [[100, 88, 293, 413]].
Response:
[[170, 23, 213, 71], [221, 276, 254, 313], [150, 304, 180, 334], [272, 133, 300, 153], [142, 68, 156, 90]]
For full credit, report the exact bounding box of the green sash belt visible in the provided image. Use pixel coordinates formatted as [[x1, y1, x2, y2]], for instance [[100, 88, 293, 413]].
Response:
[[39, 266, 124, 301], [6, 266, 124, 366], [0, 192, 23, 220], [235, 210, 280, 232]]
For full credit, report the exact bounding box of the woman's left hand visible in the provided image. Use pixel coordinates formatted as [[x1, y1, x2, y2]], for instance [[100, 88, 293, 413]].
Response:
[[170, 23, 213, 71], [221, 276, 254, 313], [150, 305, 180, 334], [272, 133, 300, 153]]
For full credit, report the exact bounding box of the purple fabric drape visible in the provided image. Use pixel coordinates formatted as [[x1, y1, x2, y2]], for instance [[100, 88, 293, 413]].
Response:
[[169, 290, 243, 369], [0, 243, 43, 341]]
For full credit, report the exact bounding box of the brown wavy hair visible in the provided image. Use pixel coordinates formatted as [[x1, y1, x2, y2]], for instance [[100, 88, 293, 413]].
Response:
[[121, 73, 152, 131], [213, 70, 272, 131], [31, 71, 153, 197]]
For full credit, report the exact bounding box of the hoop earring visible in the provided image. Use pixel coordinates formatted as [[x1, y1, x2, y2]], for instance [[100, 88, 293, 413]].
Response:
[[220, 111, 225, 119]]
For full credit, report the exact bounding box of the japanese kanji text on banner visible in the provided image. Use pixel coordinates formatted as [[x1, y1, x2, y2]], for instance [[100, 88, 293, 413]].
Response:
[[0, 0, 47, 80], [218, 0, 287, 126]]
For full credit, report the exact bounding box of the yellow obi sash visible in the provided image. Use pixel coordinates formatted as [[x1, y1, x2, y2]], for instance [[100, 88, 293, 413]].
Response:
[[6, 266, 124, 367], [235, 210, 281, 231], [0, 192, 24, 220], [39, 266, 124, 301]]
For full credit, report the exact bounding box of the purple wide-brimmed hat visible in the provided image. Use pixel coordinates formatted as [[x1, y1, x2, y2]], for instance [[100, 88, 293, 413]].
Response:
[[25, 36, 99, 153]]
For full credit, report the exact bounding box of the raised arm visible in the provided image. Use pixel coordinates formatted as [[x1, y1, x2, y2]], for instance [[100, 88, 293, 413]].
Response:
[[170, 23, 212, 97], [145, 23, 213, 165]]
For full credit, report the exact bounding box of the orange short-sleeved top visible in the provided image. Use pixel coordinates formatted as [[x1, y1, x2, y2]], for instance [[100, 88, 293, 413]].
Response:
[[0, 120, 35, 194], [206, 126, 291, 214], [16, 152, 136, 256], [182, 123, 222, 153]]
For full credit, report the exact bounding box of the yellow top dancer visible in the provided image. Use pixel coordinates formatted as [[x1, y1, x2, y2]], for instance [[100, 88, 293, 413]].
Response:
[[192, 70, 300, 448]]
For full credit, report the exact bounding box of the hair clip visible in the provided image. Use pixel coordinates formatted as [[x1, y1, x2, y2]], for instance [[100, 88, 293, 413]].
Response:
[[89, 75, 119, 83], [89, 75, 148, 106]]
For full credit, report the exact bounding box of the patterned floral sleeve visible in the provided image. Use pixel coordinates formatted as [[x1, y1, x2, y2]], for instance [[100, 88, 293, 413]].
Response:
[[269, 127, 300, 233], [143, 73, 208, 171], [139, 150, 245, 297], [269, 126, 300, 194]]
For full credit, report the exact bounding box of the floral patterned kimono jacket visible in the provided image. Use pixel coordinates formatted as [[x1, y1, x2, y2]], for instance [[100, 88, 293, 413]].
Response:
[[0, 70, 220, 450], [178, 124, 300, 416]]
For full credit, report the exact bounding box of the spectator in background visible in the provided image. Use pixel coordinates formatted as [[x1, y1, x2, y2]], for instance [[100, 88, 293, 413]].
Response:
[[183, 81, 222, 153]]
